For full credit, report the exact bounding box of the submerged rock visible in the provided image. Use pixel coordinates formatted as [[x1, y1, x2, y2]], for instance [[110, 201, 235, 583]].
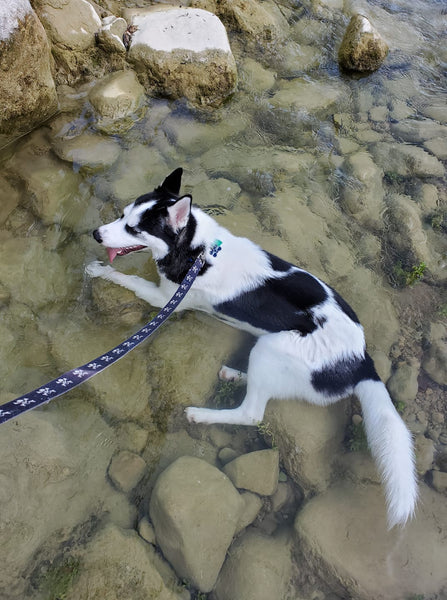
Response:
[[213, 529, 293, 600], [423, 322, 447, 386], [52, 131, 121, 172], [108, 450, 147, 493], [65, 524, 186, 600], [338, 14, 389, 73], [89, 70, 146, 134], [0, 2, 58, 146], [223, 449, 279, 496], [295, 482, 447, 599], [127, 8, 237, 107], [149, 456, 244, 592], [264, 400, 348, 494]]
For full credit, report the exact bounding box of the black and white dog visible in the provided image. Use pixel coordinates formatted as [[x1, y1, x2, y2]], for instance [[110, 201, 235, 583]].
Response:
[[88, 168, 417, 528]]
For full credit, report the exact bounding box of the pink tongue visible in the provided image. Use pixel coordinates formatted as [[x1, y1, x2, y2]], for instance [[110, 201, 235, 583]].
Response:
[[107, 247, 119, 263]]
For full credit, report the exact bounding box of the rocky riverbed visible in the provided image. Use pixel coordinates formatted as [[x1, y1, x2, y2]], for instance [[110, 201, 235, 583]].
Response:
[[0, 0, 446, 599]]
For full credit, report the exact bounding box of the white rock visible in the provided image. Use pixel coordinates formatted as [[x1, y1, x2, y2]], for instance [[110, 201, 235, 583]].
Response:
[[128, 8, 237, 106]]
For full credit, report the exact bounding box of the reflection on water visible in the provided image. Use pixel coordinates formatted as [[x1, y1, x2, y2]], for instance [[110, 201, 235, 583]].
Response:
[[0, 0, 446, 598]]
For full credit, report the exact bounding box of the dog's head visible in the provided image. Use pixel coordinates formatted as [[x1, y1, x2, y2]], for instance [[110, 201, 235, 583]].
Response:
[[93, 168, 192, 262]]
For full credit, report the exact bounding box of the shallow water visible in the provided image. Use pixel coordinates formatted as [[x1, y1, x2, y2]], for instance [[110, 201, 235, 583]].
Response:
[[0, 0, 446, 598]]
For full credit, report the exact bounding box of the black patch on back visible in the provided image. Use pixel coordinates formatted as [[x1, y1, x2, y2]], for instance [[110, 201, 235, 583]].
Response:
[[331, 289, 360, 324], [266, 252, 293, 272], [311, 352, 380, 396], [214, 270, 328, 335]]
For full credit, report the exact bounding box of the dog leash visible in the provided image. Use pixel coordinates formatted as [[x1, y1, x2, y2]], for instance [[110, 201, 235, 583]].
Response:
[[0, 254, 205, 426]]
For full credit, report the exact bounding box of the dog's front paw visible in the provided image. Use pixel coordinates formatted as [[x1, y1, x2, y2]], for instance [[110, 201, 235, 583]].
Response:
[[185, 406, 212, 424], [85, 261, 115, 279]]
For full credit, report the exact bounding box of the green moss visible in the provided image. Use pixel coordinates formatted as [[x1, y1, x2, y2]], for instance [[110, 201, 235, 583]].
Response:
[[347, 422, 368, 452], [213, 379, 240, 409], [37, 557, 80, 600], [257, 421, 278, 450]]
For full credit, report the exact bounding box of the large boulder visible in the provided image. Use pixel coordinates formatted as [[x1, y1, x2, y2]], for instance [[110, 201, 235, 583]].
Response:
[[294, 482, 447, 600], [338, 14, 389, 72], [149, 456, 244, 592], [0, 1, 58, 146], [263, 400, 349, 494], [127, 8, 237, 107], [213, 529, 293, 600], [0, 404, 134, 599], [37, 0, 101, 51], [65, 524, 186, 600]]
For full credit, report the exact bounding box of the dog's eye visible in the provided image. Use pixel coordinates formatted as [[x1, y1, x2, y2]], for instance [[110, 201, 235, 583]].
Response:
[[125, 224, 140, 235]]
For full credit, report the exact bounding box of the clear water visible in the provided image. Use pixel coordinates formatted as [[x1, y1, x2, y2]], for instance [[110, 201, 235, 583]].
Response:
[[0, 1, 446, 599]]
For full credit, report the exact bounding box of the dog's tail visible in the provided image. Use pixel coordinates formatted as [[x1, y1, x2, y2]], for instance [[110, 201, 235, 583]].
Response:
[[355, 378, 417, 528]]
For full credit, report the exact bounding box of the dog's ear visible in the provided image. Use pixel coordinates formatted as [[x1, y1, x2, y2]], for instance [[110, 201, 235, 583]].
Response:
[[167, 195, 191, 231], [160, 168, 183, 196]]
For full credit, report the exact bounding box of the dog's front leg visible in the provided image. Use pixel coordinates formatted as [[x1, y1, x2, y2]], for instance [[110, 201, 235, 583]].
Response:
[[86, 261, 168, 307]]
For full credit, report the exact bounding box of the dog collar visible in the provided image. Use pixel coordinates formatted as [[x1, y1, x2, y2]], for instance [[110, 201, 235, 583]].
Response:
[[210, 239, 223, 258]]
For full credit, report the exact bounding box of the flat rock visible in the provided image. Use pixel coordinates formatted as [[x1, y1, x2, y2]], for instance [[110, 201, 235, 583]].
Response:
[[52, 132, 121, 172], [108, 450, 147, 492], [294, 482, 447, 599], [371, 142, 445, 177], [149, 456, 243, 592], [128, 8, 237, 107], [223, 449, 279, 496]]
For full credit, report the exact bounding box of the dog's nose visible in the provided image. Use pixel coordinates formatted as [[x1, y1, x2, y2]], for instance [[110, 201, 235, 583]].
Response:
[[93, 229, 102, 243]]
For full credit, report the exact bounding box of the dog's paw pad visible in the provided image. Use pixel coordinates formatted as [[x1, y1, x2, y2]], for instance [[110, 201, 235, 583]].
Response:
[[86, 261, 114, 278]]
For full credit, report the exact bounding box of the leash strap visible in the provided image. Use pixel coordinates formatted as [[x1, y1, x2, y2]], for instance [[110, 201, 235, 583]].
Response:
[[0, 255, 204, 426]]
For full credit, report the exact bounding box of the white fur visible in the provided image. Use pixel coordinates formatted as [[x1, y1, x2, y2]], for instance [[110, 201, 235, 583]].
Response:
[[88, 187, 417, 528]]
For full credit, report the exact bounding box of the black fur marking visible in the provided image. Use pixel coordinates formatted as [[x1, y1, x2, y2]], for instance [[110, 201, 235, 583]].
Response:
[[157, 213, 209, 283], [331, 289, 360, 324], [311, 352, 380, 396], [266, 252, 293, 273], [214, 271, 328, 335]]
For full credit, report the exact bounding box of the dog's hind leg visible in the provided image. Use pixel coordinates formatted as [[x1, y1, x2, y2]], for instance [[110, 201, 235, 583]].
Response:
[[186, 334, 289, 426], [219, 366, 247, 383]]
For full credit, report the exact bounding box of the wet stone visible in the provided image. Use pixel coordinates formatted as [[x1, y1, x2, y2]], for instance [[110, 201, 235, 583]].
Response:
[[414, 435, 435, 476], [223, 449, 279, 496], [387, 358, 420, 405], [52, 132, 121, 172], [294, 482, 447, 600], [149, 456, 244, 592], [108, 450, 147, 493], [89, 70, 146, 134], [338, 14, 389, 73], [213, 529, 293, 600], [431, 471, 447, 494], [235, 491, 263, 534]]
